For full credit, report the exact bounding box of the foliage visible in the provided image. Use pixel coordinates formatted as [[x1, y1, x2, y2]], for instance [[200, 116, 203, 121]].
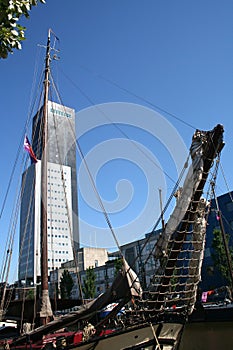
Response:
[[26, 288, 35, 300], [114, 258, 123, 277], [211, 229, 233, 285], [83, 267, 96, 299], [0, 0, 45, 58], [60, 270, 74, 299], [170, 268, 179, 293]]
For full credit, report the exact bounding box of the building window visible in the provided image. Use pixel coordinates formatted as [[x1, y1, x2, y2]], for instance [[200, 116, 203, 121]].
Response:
[[95, 260, 98, 267], [204, 248, 211, 258], [226, 202, 233, 212]]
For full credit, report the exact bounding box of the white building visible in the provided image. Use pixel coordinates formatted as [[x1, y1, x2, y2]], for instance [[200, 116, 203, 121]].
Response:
[[49, 233, 160, 301], [18, 102, 78, 285], [49, 247, 108, 299]]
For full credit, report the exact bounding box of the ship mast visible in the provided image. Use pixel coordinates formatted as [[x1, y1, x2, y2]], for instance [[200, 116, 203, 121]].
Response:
[[39, 29, 53, 325]]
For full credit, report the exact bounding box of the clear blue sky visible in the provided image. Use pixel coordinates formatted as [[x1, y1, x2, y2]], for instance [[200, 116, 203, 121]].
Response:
[[1, 1, 233, 282]]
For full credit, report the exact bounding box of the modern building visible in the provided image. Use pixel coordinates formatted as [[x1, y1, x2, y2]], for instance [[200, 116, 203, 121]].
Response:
[[50, 232, 161, 300], [49, 190, 233, 301], [18, 101, 79, 285], [201, 191, 233, 291], [49, 247, 108, 299], [119, 230, 160, 288]]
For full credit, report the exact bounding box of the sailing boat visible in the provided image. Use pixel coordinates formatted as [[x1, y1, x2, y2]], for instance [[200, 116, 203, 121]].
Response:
[[9, 125, 224, 350], [0, 30, 228, 349]]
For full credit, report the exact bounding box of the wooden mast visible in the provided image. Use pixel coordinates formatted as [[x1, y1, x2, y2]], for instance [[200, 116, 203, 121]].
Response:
[[39, 29, 53, 325]]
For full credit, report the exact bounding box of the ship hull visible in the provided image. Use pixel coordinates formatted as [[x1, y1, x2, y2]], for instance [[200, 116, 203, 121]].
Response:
[[66, 322, 183, 350], [179, 321, 233, 350], [179, 303, 233, 350]]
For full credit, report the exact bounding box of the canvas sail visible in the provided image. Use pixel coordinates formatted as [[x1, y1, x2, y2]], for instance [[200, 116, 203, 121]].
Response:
[[10, 258, 142, 345]]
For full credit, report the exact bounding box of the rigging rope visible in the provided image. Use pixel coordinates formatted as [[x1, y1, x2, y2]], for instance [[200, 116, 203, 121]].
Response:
[[57, 67, 208, 292], [74, 64, 197, 130], [0, 44, 45, 298], [59, 67, 180, 186], [219, 162, 233, 203], [50, 72, 123, 253], [49, 73, 84, 302]]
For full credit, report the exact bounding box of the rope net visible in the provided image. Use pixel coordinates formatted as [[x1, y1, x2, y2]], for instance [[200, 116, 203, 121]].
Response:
[[140, 124, 224, 317]]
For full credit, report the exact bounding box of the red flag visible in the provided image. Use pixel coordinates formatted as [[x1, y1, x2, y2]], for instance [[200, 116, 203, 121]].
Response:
[[24, 136, 38, 163]]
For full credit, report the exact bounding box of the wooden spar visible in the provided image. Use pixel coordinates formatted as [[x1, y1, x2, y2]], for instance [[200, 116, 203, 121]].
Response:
[[159, 188, 165, 232], [155, 124, 224, 305], [39, 29, 53, 325]]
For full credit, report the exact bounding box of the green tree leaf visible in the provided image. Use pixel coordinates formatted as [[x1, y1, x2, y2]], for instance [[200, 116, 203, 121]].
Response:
[[82, 267, 96, 299], [211, 229, 233, 285], [60, 269, 74, 299], [0, 0, 45, 58], [114, 258, 123, 277]]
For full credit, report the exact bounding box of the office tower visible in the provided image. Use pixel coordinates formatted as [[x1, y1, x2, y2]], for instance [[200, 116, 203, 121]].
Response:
[[18, 101, 79, 284]]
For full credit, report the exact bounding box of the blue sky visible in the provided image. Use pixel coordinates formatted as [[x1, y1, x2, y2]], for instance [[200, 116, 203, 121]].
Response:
[[0, 1, 233, 281]]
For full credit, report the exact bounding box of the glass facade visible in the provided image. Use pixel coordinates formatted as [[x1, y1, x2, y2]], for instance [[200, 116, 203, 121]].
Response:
[[18, 102, 79, 284]]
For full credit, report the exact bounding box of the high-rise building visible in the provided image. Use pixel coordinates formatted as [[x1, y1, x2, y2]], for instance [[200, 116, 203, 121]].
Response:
[[18, 101, 79, 284]]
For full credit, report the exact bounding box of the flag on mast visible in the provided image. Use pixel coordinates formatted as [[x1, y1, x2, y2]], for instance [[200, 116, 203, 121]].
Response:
[[24, 136, 38, 163]]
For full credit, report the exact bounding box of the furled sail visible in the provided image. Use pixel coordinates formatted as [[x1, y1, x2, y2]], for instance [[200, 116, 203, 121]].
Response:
[[10, 258, 142, 345], [148, 124, 224, 316]]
